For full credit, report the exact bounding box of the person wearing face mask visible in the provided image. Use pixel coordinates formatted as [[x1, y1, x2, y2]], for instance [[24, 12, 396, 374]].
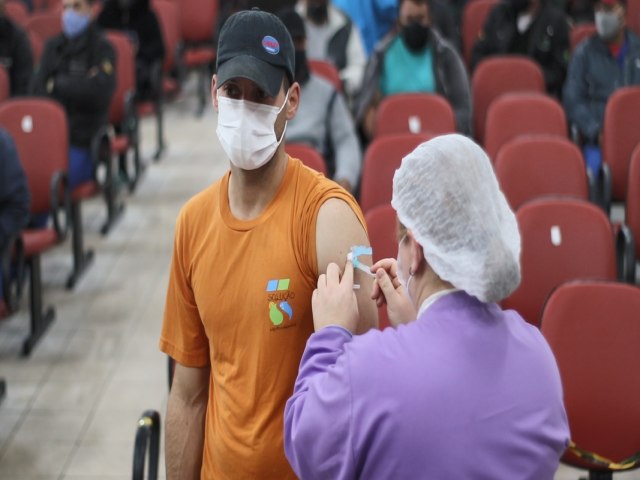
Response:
[[284, 134, 570, 479], [31, 0, 115, 189], [293, 0, 367, 98], [355, 0, 472, 140], [97, 0, 165, 100], [563, 0, 640, 175], [471, 0, 570, 98], [278, 8, 362, 193], [159, 9, 377, 479], [0, 0, 33, 96]]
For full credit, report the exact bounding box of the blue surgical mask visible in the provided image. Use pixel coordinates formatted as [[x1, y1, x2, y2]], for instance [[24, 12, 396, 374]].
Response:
[[62, 10, 91, 39]]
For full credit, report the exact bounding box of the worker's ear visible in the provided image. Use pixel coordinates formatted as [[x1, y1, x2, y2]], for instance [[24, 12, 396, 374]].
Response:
[[406, 230, 425, 277], [285, 81, 300, 120], [211, 75, 219, 112]]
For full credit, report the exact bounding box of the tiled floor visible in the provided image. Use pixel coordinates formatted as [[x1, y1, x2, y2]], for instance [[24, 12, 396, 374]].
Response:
[[0, 78, 638, 479]]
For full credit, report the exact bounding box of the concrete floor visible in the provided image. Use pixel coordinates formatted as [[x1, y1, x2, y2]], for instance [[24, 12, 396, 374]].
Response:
[[0, 77, 638, 479]]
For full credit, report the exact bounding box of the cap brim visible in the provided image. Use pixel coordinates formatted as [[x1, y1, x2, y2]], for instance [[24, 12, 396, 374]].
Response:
[[217, 55, 285, 98]]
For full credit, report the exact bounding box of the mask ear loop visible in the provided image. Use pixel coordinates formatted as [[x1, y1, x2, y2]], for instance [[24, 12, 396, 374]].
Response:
[[275, 89, 291, 144]]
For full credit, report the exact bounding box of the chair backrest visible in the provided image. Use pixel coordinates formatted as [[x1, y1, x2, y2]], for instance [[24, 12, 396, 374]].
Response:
[[484, 92, 567, 160], [359, 133, 432, 214], [602, 86, 640, 200], [5, 0, 29, 27], [365, 204, 398, 330], [471, 56, 545, 144], [0, 98, 68, 215], [308, 60, 342, 92], [151, 0, 181, 73], [626, 144, 640, 260], [179, 0, 218, 43], [541, 280, 640, 470], [629, 0, 640, 35], [286, 143, 327, 175], [494, 135, 590, 210], [106, 31, 136, 126], [462, 0, 499, 67], [502, 198, 617, 326], [374, 93, 456, 138], [25, 12, 61, 43], [28, 30, 44, 66], [570, 22, 596, 52], [0, 66, 9, 103]]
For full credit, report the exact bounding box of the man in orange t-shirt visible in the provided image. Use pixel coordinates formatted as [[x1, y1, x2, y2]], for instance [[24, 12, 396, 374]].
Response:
[[159, 9, 378, 479]]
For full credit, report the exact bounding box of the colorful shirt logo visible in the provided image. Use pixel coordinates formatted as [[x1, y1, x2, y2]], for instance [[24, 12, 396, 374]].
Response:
[[266, 278, 294, 326], [262, 36, 280, 55]]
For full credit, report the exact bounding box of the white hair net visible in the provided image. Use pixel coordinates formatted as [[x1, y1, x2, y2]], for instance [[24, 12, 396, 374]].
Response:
[[391, 134, 521, 303]]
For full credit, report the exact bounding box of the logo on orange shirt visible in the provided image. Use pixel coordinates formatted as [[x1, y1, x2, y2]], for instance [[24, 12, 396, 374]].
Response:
[[266, 278, 295, 328]]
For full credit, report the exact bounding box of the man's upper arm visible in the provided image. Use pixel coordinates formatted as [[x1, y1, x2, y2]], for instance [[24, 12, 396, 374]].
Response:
[[316, 198, 378, 333]]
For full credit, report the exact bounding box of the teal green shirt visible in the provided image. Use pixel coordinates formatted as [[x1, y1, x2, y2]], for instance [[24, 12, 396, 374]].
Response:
[[380, 37, 436, 96]]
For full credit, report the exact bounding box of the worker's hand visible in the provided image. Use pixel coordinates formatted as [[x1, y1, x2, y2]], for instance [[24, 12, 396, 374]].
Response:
[[312, 261, 359, 333], [371, 258, 416, 327]]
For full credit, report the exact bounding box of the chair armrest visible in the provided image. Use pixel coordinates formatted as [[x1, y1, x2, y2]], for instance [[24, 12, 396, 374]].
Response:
[[616, 223, 636, 283], [599, 162, 612, 214], [132, 410, 161, 480], [1, 234, 25, 312], [50, 170, 70, 241]]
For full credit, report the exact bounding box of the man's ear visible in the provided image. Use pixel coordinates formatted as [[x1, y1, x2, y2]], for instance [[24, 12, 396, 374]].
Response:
[[211, 75, 218, 112], [285, 81, 301, 120]]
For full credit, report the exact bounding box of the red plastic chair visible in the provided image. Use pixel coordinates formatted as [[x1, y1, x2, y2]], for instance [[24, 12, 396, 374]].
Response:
[[106, 31, 141, 191], [25, 12, 61, 43], [494, 135, 591, 210], [629, 0, 640, 36], [484, 92, 567, 160], [541, 280, 640, 475], [626, 144, 640, 261], [179, 0, 218, 115], [365, 204, 398, 330], [570, 22, 596, 53], [374, 93, 456, 138], [0, 66, 9, 102], [462, 0, 498, 68], [502, 198, 617, 326], [0, 98, 70, 355], [286, 143, 327, 175], [602, 87, 640, 201], [308, 59, 343, 93], [5, 1, 29, 27], [359, 133, 432, 214], [471, 56, 545, 144]]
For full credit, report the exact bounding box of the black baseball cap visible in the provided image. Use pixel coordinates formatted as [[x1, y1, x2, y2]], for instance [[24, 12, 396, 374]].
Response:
[[216, 9, 295, 98]]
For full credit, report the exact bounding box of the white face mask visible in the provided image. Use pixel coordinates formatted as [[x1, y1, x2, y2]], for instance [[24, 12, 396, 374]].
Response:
[[216, 90, 289, 170], [595, 10, 622, 42]]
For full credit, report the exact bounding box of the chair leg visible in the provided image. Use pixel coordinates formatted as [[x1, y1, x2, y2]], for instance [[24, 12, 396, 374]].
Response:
[[130, 116, 143, 193], [196, 65, 207, 117], [588, 472, 613, 480], [101, 147, 125, 236], [0, 378, 5, 404], [153, 95, 165, 161], [22, 255, 55, 356], [66, 201, 94, 290]]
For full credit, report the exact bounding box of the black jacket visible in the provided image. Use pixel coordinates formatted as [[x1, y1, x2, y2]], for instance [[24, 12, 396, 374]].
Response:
[[31, 23, 116, 149], [0, 15, 34, 96], [471, 1, 569, 97], [0, 128, 30, 248], [97, 0, 165, 66]]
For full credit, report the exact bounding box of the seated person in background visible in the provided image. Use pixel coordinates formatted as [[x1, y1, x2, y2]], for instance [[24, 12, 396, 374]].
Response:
[[0, 0, 34, 96], [0, 129, 30, 318], [295, 0, 367, 98], [280, 8, 362, 193], [284, 134, 570, 479], [471, 0, 570, 98], [563, 0, 640, 174], [97, 0, 165, 100], [335, 0, 461, 55], [354, 0, 472, 140], [31, 0, 115, 190]]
